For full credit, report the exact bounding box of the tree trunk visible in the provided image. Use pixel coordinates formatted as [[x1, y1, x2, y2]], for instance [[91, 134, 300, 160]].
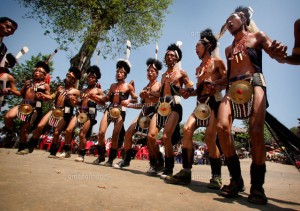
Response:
[[70, 28, 100, 72]]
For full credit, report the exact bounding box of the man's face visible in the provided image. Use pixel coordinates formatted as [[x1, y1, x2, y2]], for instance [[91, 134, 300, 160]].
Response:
[[226, 13, 243, 35], [165, 51, 178, 67], [33, 67, 47, 80], [0, 21, 17, 37], [147, 66, 158, 81], [195, 41, 205, 59], [65, 72, 76, 84], [116, 68, 126, 81], [87, 74, 97, 86]]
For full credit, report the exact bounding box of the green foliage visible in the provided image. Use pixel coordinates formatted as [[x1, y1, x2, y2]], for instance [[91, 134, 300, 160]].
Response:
[[241, 119, 273, 144], [193, 128, 205, 142], [18, 0, 174, 67]]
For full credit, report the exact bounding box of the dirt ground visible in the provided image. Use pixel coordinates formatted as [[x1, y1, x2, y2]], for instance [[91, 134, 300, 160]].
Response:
[[0, 148, 299, 211]]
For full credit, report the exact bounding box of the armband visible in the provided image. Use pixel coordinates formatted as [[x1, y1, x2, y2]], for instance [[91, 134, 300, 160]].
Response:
[[51, 93, 56, 99]]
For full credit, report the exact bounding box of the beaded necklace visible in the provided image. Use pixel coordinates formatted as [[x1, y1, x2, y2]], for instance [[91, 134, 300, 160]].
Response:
[[114, 81, 125, 93], [230, 32, 248, 63], [145, 80, 157, 92], [196, 57, 214, 78]]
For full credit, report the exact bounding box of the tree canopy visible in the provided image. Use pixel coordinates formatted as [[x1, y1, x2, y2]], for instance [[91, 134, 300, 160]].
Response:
[[18, 0, 174, 69]]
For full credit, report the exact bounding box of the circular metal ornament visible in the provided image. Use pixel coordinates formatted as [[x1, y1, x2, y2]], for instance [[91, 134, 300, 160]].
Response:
[[138, 116, 151, 129], [52, 108, 64, 118], [78, 113, 88, 123], [19, 104, 33, 115], [157, 102, 171, 117], [109, 106, 121, 119], [194, 103, 211, 120], [228, 80, 253, 104]]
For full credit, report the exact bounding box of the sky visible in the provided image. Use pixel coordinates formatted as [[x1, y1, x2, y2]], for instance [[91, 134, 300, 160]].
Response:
[[1, 0, 300, 138]]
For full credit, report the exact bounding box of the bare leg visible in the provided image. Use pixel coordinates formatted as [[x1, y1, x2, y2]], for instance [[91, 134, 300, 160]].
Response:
[[75, 119, 91, 162], [92, 111, 109, 165], [4, 105, 18, 129]]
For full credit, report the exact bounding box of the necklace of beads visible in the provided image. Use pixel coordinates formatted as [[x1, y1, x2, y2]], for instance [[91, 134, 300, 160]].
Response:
[[197, 57, 214, 78], [230, 32, 248, 63]]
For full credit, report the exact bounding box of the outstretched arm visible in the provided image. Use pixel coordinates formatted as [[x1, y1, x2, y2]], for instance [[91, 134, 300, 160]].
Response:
[[3, 75, 21, 96]]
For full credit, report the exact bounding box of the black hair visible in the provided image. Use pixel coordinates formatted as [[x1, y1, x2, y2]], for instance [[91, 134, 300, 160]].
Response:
[[234, 6, 252, 26], [35, 61, 50, 73], [5, 53, 17, 68], [86, 65, 101, 79], [116, 60, 130, 74], [0, 17, 18, 29], [146, 58, 162, 71], [200, 28, 217, 54], [68, 67, 81, 80], [166, 43, 182, 61]]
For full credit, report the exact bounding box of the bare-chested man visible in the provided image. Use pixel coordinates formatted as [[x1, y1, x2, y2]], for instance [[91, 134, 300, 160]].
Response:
[[19, 67, 81, 156], [0, 66, 20, 110], [113, 58, 162, 168], [147, 43, 193, 178], [0, 17, 18, 68], [4, 61, 52, 153], [57, 66, 104, 161], [165, 29, 227, 187], [92, 60, 138, 167], [217, 6, 286, 204]]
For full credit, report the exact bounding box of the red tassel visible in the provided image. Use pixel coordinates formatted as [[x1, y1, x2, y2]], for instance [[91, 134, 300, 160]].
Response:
[[45, 74, 51, 84]]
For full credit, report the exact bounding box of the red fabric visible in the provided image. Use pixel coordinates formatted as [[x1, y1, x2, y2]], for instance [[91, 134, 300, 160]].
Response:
[[39, 135, 53, 150], [45, 74, 51, 84]]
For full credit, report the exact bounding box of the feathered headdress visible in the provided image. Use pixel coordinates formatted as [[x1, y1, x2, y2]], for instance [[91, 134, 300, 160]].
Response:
[[218, 6, 259, 40], [117, 40, 132, 74]]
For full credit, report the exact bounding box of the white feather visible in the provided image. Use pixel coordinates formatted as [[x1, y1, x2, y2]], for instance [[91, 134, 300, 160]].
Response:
[[176, 41, 183, 48], [95, 48, 101, 65], [155, 44, 159, 60], [15, 46, 29, 59], [126, 40, 131, 60]]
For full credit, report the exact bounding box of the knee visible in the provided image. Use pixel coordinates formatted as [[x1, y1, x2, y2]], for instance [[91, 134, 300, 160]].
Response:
[[147, 132, 156, 141], [216, 122, 230, 136], [65, 127, 73, 135], [35, 124, 44, 132], [125, 129, 134, 140], [161, 133, 169, 141], [5, 112, 13, 121], [79, 132, 86, 141], [147, 133, 156, 147], [98, 131, 105, 139], [249, 125, 264, 141], [183, 125, 193, 136]]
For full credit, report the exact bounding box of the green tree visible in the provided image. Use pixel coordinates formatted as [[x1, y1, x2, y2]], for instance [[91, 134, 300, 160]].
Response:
[[193, 128, 205, 143], [241, 119, 272, 144], [18, 0, 174, 70]]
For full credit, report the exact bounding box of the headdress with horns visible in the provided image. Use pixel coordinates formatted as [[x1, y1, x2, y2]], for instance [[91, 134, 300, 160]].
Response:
[[199, 28, 217, 55], [117, 40, 132, 74], [86, 65, 101, 79], [218, 6, 259, 40], [35, 61, 50, 73], [146, 58, 162, 71], [68, 67, 81, 80]]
